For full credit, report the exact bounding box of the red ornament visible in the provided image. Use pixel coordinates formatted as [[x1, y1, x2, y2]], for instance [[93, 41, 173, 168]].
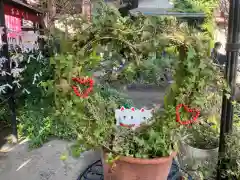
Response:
[[119, 123, 135, 128], [176, 104, 200, 125], [72, 77, 94, 98]]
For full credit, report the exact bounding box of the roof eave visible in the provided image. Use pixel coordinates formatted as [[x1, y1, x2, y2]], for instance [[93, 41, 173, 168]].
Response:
[[4, 0, 43, 13]]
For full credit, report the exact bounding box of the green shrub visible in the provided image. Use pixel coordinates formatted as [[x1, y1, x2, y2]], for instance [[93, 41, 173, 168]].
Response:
[[17, 84, 132, 148]]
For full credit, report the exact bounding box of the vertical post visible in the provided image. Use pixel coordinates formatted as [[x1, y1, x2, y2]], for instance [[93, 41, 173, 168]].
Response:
[[38, 24, 45, 51], [217, 0, 240, 179], [0, 0, 18, 142], [82, 0, 92, 23], [33, 22, 36, 33], [131, 0, 138, 9]]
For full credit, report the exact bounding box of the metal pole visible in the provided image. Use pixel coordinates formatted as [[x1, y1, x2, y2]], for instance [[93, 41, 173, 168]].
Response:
[[217, 0, 240, 179], [0, 0, 18, 142], [131, 0, 138, 9]]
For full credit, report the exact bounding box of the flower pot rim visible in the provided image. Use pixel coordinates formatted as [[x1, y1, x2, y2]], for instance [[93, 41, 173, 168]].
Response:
[[106, 151, 177, 165], [181, 140, 218, 151]]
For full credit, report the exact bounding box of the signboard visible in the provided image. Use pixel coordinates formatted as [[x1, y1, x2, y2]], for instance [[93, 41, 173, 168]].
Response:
[[4, 4, 40, 22], [1, 3, 41, 51], [0, 26, 40, 52], [21, 31, 39, 51], [5, 15, 21, 39]]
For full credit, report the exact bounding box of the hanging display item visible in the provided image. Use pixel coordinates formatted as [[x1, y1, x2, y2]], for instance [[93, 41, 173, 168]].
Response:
[[176, 104, 200, 125], [72, 77, 94, 98], [5, 14, 21, 39], [115, 106, 154, 129]]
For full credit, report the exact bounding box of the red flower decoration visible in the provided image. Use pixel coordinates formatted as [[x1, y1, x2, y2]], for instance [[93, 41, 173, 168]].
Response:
[[176, 104, 200, 125], [72, 77, 94, 98]]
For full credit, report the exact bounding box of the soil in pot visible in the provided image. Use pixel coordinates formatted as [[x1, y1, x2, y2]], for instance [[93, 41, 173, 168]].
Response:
[[102, 151, 177, 180]]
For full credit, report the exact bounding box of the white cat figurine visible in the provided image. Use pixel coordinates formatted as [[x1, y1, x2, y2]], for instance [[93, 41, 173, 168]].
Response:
[[115, 106, 153, 129]]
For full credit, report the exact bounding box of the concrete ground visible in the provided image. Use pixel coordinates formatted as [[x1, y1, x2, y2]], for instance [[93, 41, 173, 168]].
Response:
[[0, 88, 166, 180], [130, 0, 174, 15], [138, 0, 173, 9], [126, 87, 165, 108], [0, 140, 101, 180]]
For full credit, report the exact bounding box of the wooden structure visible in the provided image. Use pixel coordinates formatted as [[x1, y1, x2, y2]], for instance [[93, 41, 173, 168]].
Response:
[[0, 0, 43, 141], [82, 0, 91, 22], [0, 0, 43, 47]]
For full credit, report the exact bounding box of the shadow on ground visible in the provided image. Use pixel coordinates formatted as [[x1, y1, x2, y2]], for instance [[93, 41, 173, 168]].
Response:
[[0, 122, 11, 150]]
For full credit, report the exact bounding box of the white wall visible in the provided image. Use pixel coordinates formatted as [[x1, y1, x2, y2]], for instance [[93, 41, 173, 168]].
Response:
[[214, 24, 227, 54]]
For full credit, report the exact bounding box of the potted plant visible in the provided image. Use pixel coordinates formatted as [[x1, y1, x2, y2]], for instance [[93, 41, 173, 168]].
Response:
[[52, 3, 228, 179], [163, 26, 228, 172], [177, 120, 219, 171], [56, 81, 177, 180], [50, 51, 176, 180], [193, 103, 240, 179], [101, 109, 177, 180]]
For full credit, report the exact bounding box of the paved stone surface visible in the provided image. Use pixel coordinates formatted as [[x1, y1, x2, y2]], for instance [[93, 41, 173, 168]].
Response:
[[130, 8, 205, 17], [130, 0, 174, 15], [0, 140, 101, 180], [125, 88, 165, 108], [138, 0, 173, 9]]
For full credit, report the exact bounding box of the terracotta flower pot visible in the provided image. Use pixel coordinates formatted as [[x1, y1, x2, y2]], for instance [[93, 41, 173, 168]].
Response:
[[102, 151, 177, 180]]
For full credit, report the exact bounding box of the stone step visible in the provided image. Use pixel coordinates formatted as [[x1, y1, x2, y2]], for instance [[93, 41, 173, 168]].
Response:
[[138, 0, 173, 9]]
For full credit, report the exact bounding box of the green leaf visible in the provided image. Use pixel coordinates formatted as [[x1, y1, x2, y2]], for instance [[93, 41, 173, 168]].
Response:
[[50, 57, 56, 65], [225, 93, 231, 99], [60, 153, 68, 161], [187, 47, 196, 60]]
